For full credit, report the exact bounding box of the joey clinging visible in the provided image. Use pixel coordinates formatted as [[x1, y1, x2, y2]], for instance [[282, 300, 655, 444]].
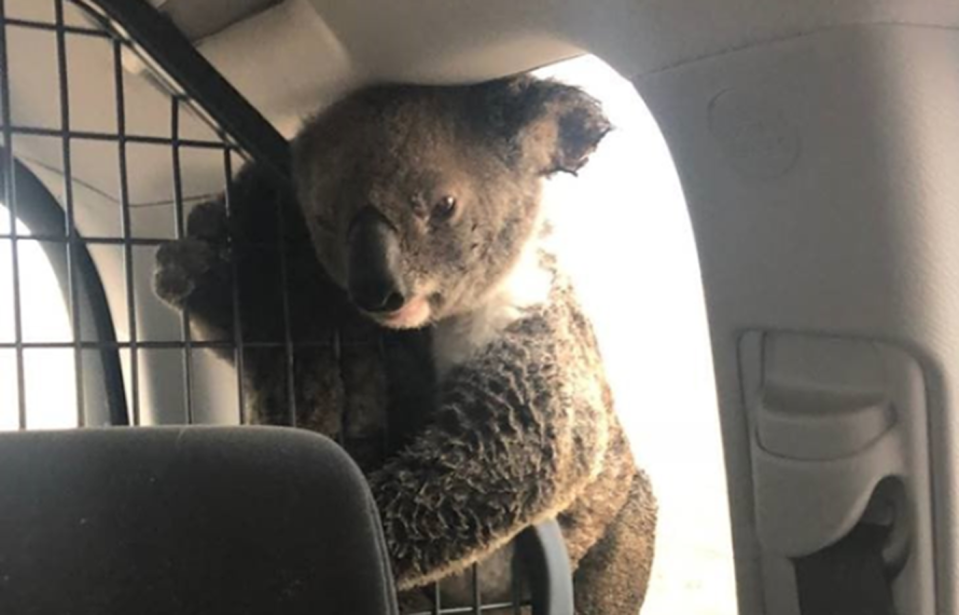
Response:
[[291, 76, 611, 333]]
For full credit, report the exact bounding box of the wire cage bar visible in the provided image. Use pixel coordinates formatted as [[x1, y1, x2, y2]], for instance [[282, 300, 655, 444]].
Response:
[[0, 1, 572, 612]]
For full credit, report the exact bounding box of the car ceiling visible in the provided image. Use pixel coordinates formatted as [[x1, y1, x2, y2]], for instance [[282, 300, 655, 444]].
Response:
[[175, 0, 959, 138]]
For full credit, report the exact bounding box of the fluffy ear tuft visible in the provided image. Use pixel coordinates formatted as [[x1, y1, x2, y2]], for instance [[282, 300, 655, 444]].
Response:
[[474, 75, 612, 176]]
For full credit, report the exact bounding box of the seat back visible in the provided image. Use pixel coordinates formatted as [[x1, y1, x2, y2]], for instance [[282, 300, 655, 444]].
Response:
[[0, 426, 398, 615]]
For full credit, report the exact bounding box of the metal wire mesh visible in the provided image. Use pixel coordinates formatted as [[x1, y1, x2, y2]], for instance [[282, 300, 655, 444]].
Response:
[[0, 1, 533, 612]]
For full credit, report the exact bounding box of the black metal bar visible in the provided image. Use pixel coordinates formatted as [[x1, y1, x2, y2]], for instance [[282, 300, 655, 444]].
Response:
[[222, 148, 246, 425], [472, 564, 482, 614], [5, 124, 231, 149], [433, 581, 442, 615], [275, 175, 297, 427], [0, 339, 381, 350], [0, 234, 247, 246], [83, 0, 290, 183], [407, 601, 522, 615], [334, 327, 345, 446], [54, 0, 86, 427], [170, 97, 193, 424], [376, 331, 391, 460], [6, 16, 111, 38], [114, 36, 139, 425], [511, 555, 522, 615], [0, 0, 27, 428]]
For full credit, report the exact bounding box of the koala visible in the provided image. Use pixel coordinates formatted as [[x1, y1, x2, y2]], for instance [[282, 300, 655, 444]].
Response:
[[154, 74, 657, 614], [153, 161, 433, 472]]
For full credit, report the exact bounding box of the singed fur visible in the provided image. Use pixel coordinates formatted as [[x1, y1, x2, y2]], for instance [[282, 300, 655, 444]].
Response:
[[154, 74, 657, 614]]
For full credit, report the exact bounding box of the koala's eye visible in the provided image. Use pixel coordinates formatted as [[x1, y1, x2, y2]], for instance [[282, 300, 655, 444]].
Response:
[[431, 196, 457, 221]]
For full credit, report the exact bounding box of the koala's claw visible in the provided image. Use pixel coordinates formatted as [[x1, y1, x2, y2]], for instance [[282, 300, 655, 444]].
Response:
[[154, 238, 224, 305]]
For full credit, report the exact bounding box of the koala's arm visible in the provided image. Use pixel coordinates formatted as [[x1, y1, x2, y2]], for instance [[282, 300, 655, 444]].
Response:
[[153, 162, 306, 354], [153, 162, 343, 429], [369, 323, 609, 590], [155, 164, 265, 338], [153, 198, 235, 347]]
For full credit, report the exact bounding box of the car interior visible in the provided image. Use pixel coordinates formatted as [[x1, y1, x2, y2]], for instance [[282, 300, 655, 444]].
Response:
[[0, 0, 956, 613]]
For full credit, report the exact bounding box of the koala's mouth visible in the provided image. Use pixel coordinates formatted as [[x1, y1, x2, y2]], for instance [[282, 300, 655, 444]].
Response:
[[370, 295, 432, 330]]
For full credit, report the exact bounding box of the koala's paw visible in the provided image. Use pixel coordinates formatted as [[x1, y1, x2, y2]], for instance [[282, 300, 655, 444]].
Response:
[[153, 238, 224, 306]]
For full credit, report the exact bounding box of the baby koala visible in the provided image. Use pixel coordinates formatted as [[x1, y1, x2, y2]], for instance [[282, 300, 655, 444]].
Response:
[[155, 74, 657, 614]]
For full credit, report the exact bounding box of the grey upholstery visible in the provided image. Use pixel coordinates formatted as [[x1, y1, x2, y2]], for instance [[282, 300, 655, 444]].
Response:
[[0, 426, 398, 615]]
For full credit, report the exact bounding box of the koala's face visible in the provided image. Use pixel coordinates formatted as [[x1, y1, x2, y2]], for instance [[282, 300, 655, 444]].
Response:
[[292, 77, 610, 329]]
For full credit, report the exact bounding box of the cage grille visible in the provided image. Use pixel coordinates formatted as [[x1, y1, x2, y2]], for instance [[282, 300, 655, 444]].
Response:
[[0, 1, 535, 612]]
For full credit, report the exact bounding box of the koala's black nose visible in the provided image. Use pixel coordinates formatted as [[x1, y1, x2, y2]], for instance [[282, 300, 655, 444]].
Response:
[[347, 208, 408, 314], [352, 282, 406, 313]]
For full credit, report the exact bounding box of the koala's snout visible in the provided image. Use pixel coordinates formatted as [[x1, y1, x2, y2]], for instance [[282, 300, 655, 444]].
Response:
[[347, 208, 408, 313]]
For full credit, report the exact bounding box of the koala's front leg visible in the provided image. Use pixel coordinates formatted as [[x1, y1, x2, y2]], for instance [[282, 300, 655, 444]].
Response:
[[153, 200, 234, 345], [369, 340, 607, 590]]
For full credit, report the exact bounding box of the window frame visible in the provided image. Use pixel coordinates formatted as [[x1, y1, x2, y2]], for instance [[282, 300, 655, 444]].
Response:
[[2, 147, 127, 426]]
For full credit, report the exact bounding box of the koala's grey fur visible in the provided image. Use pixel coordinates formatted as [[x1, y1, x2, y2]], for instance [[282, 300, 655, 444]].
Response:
[[155, 74, 656, 614]]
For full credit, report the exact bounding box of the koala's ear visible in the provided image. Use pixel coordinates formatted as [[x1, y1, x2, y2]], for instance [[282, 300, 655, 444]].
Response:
[[476, 75, 612, 175]]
